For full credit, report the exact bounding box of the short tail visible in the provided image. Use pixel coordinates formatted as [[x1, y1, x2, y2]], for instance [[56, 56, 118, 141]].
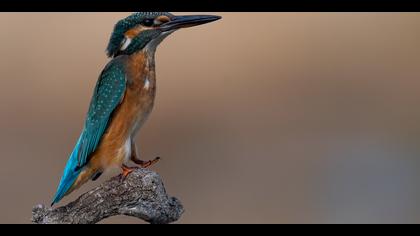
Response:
[[51, 135, 84, 206]]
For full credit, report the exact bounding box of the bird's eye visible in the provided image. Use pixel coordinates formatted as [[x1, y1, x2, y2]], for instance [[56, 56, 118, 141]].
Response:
[[142, 19, 154, 27]]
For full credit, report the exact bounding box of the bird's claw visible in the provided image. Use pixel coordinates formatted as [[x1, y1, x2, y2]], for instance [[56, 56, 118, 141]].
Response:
[[120, 165, 135, 183]]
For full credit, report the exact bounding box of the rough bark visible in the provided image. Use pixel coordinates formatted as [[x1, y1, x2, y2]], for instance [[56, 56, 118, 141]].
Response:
[[32, 168, 184, 224]]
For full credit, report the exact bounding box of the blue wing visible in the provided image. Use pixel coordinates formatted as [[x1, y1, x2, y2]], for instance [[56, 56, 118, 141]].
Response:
[[76, 60, 127, 170], [52, 59, 127, 205]]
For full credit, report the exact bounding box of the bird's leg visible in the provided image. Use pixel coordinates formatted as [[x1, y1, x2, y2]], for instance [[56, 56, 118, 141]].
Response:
[[131, 142, 161, 168]]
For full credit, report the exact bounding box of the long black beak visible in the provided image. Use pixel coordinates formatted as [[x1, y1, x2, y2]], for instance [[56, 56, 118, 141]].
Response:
[[160, 15, 222, 32]]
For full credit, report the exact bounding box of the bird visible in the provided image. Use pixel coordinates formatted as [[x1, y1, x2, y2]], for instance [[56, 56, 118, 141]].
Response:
[[51, 12, 221, 206]]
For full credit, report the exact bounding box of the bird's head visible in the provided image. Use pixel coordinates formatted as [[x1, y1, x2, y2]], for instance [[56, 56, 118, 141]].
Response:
[[106, 12, 221, 58]]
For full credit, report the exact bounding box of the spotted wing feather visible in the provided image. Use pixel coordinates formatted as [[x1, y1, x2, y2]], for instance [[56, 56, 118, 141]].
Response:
[[76, 59, 127, 169]]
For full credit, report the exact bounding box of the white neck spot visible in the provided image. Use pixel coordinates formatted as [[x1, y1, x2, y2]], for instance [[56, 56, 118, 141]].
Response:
[[144, 78, 150, 90], [120, 37, 132, 51]]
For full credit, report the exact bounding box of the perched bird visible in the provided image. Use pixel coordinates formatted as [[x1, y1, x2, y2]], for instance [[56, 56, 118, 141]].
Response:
[[51, 12, 221, 206]]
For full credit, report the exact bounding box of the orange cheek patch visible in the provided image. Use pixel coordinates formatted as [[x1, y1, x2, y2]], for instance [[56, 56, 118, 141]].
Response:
[[124, 26, 143, 38]]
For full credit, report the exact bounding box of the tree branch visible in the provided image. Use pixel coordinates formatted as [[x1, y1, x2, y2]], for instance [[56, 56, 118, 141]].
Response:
[[32, 168, 184, 224]]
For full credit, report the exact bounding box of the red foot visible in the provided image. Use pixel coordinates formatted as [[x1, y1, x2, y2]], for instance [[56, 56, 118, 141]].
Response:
[[120, 165, 135, 182]]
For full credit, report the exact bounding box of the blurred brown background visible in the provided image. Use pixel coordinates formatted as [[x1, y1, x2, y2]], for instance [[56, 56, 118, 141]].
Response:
[[0, 13, 420, 223]]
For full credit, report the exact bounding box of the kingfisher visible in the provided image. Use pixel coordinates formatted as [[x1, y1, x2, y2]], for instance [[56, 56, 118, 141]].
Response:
[[51, 12, 221, 206]]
